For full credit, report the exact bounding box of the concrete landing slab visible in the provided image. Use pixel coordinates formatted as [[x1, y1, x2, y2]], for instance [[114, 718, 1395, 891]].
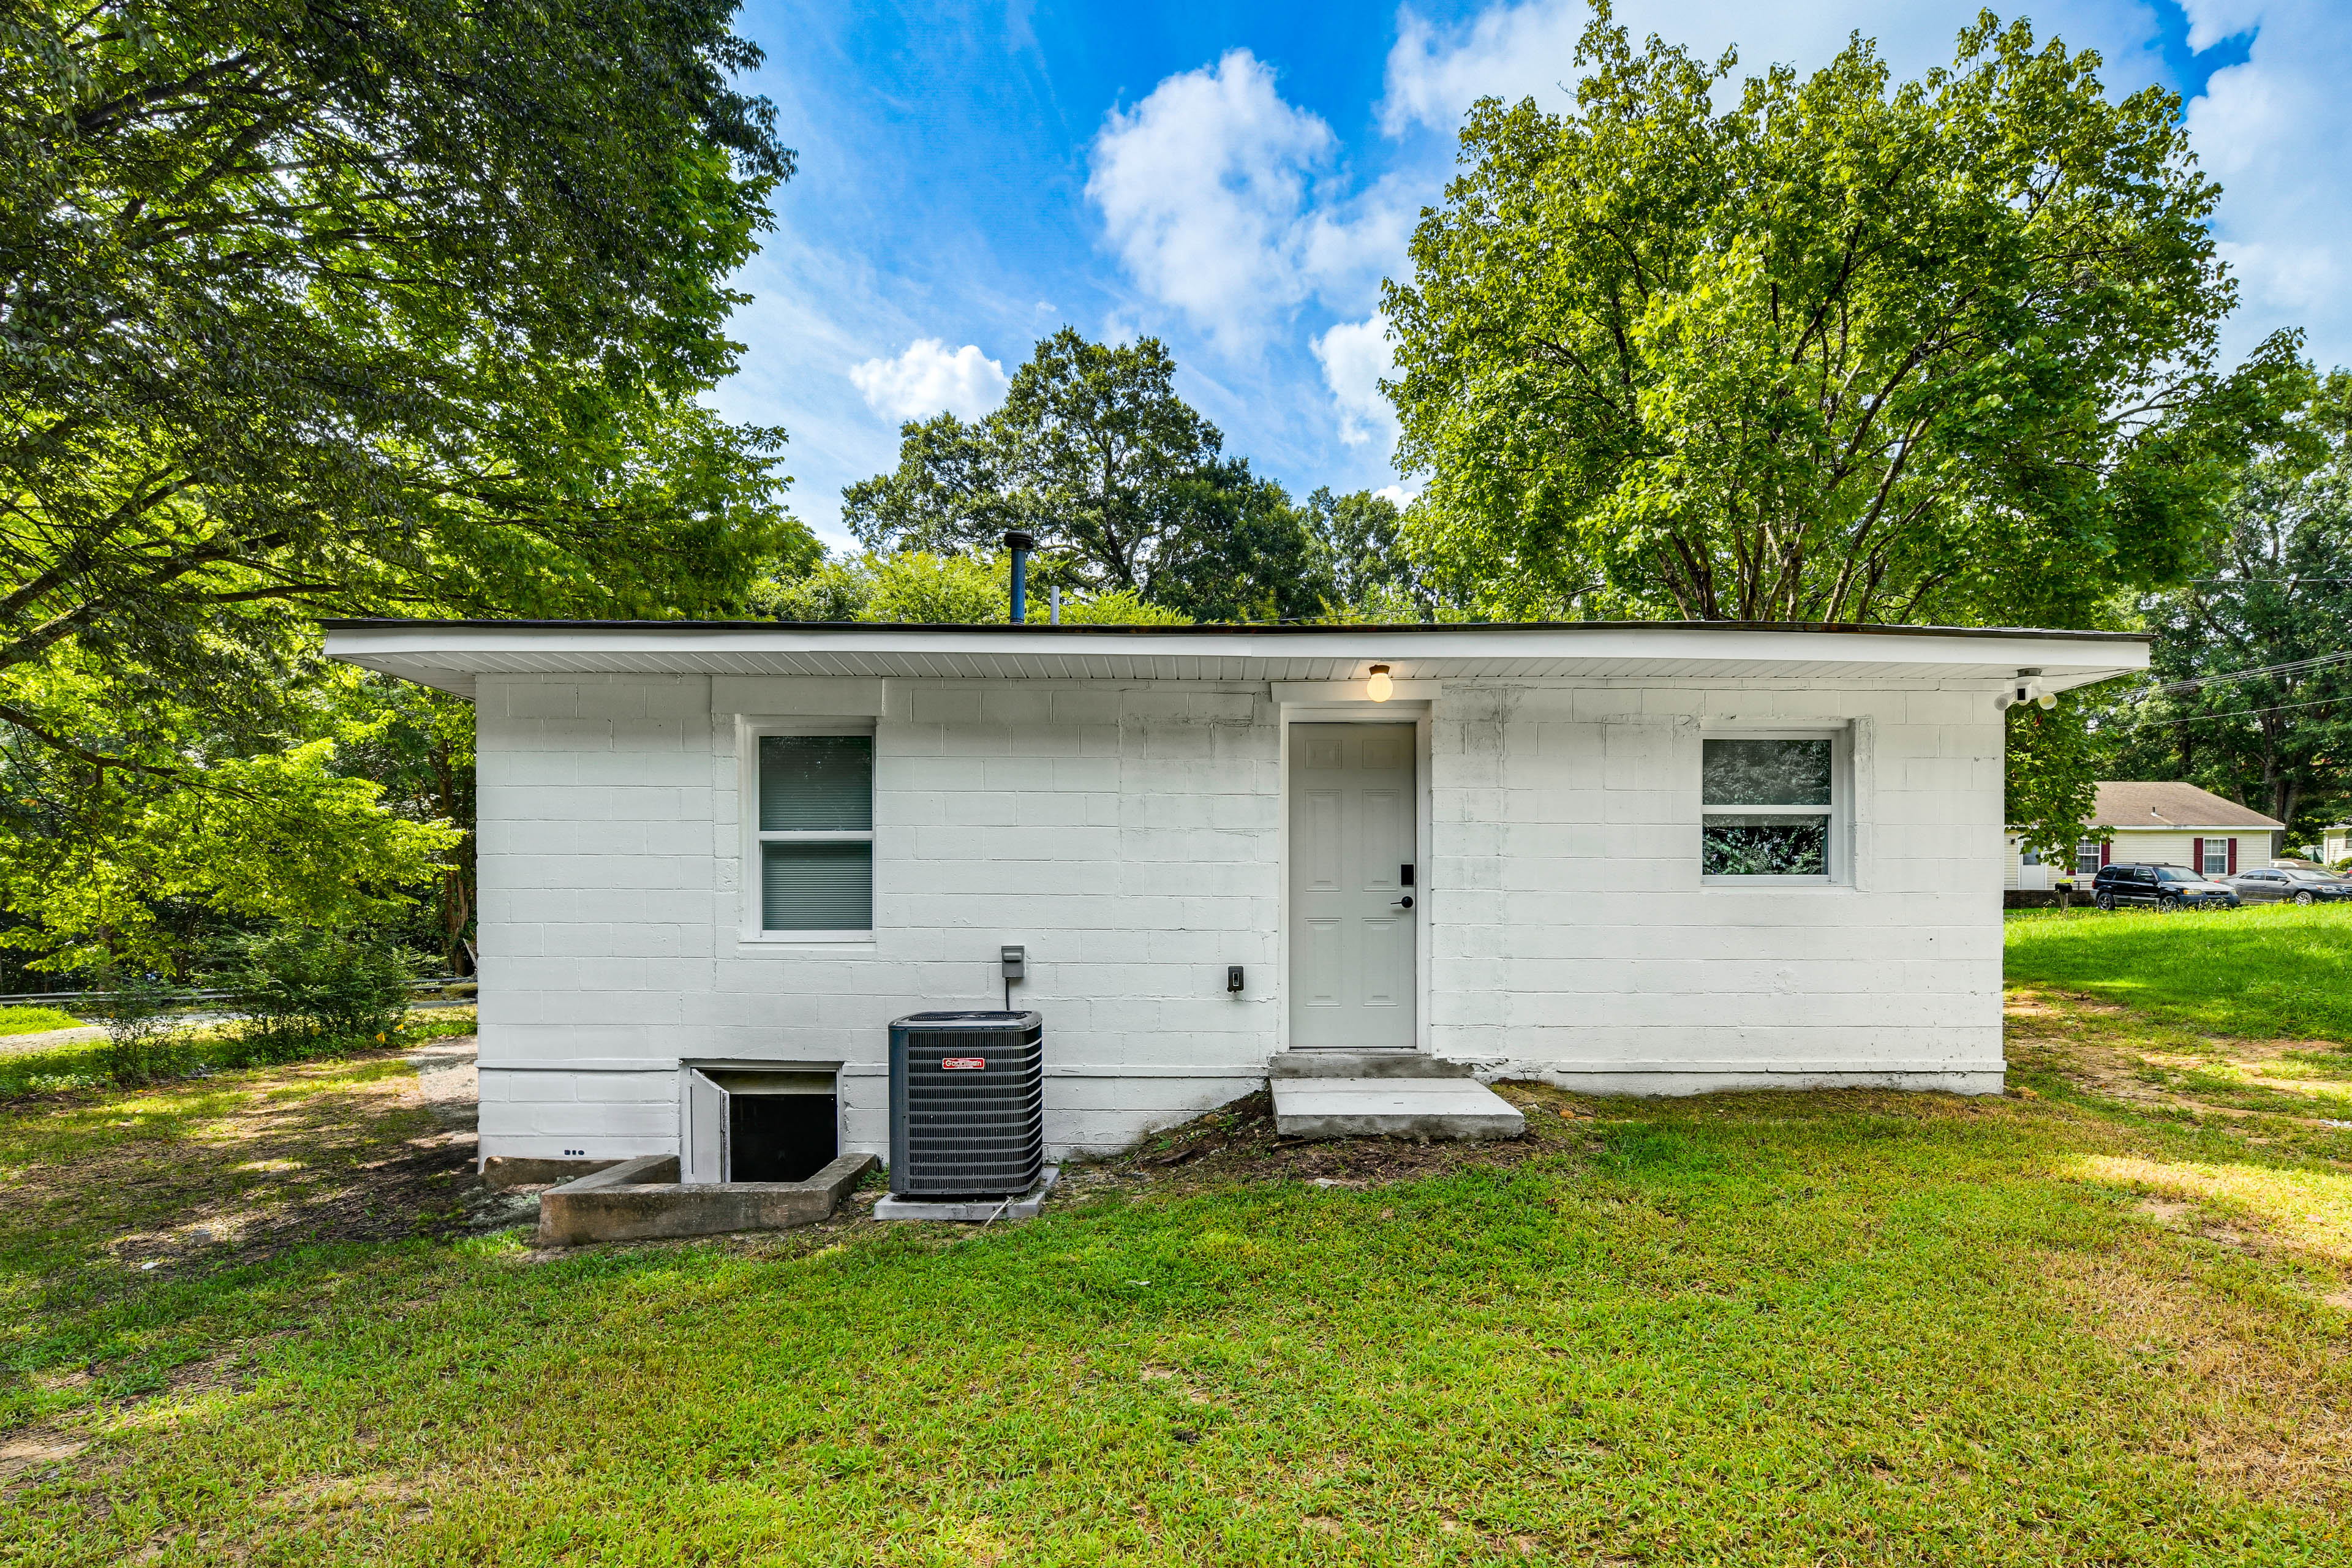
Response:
[[1272, 1077, 1525, 1140], [874, 1166, 1060, 1224]]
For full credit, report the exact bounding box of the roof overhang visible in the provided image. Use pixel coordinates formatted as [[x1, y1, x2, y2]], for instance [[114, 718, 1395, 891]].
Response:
[[320, 619, 2150, 702]]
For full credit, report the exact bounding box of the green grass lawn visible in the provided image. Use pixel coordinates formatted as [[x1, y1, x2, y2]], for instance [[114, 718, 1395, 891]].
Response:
[[0, 1006, 85, 1036], [2007, 902, 2352, 1041], [3, 998, 2350, 1564]]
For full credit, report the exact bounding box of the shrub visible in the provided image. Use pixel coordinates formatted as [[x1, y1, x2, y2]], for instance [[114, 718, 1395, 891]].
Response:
[[92, 969, 190, 1085], [231, 929, 418, 1056]]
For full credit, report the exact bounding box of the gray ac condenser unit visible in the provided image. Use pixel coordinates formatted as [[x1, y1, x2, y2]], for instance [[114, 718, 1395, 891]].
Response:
[[888, 1011, 1044, 1197]]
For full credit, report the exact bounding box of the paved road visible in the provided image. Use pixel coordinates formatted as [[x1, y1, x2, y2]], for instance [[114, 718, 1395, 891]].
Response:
[[0, 1012, 257, 1060], [0, 1025, 104, 1056]]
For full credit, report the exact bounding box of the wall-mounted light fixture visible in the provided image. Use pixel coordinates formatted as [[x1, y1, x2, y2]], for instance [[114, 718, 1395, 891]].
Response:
[[1366, 663, 1393, 702], [1994, 667, 2057, 712]]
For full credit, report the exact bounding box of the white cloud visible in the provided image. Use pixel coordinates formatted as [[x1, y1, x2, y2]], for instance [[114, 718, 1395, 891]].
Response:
[[1313, 314, 1400, 448], [1088, 50, 1409, 352], [1381, 0, 1879, 136], [2187, 8, 2352, 363], [848, 339, 1011, 421], [1377, 1, 2137, 137], [1374, 483, 1419, 509], [2180, 0, 2264, 52]]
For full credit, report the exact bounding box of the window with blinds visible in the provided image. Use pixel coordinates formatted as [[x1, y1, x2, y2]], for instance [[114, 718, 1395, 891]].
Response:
[[756, 733, 874, 932]]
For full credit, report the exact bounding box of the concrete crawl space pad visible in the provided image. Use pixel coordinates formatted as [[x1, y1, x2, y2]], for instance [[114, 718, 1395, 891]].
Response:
[[536, 1153, 876, 1247]]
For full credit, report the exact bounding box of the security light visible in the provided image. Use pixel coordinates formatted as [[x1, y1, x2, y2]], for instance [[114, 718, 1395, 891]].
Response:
[[1366, 664, 1393, 701]]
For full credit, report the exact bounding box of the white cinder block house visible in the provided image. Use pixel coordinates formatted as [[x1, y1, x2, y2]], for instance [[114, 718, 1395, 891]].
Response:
[[326, 619, 2148, 1174]]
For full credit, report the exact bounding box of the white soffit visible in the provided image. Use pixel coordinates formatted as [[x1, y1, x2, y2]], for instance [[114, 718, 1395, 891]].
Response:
[[321, 621, 2150, 702]]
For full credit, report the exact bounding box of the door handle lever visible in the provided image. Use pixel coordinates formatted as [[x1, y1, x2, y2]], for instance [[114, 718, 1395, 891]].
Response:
[[1391, 895, 1414, 910]]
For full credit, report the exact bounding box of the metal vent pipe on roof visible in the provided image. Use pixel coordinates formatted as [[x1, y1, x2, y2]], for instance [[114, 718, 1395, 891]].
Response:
[[1005, 531, 1033, 624]]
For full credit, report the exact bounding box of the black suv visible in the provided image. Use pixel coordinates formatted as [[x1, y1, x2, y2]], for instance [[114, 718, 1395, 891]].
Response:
[[2090, 862, 2242, 911]]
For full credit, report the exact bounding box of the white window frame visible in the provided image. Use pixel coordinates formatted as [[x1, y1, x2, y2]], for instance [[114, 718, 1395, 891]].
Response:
[[2075, 840, 2101, 877], [1700, 728, 1849, 887], [741, 719, 876, 944], [2203, 839, 2231, 877]]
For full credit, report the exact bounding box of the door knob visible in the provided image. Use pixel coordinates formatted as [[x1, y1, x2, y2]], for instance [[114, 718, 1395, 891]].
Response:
[[1392, 895, 1414, 910]]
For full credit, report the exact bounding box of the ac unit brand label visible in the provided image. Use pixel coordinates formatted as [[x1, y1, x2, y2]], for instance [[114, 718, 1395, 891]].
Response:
[[940, 1057, 987, 1071]]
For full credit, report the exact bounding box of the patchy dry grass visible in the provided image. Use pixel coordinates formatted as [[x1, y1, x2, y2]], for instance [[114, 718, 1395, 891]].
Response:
[[2069, 1153, 2352, 1261], [0, 1035, 526, 1446]]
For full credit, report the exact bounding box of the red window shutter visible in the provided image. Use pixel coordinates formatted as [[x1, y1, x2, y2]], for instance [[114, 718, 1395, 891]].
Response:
[[2192, 837, 2203, 873], [2101, 841, 2111, 867], [2228, 838, 2238, 873]]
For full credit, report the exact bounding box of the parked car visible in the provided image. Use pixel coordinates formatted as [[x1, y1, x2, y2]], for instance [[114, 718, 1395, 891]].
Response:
[[2091, 863, 2242, 911], [2223, 867, 2352, 905]]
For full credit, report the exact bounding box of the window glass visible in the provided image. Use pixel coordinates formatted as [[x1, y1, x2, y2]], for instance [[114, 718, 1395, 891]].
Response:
[[2203, 843, 2229, 876], [758, 735, 872, 831], [2075, 841, 2100, 876], [1702, 739, 1831, 805], [1701, 815, 1829, 876], [761, 842, 875, 930], [2157, 867, 2194, 883], [757, 733, 875, 932], [1702, 737, 1834, 878]]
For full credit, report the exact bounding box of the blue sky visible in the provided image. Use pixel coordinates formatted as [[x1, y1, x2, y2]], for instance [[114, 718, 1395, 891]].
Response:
[[711, 0, 2352, 550]]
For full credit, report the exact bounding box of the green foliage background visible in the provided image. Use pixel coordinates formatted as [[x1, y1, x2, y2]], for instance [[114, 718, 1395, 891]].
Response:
[[1383, 9, 2299, 625], [1, 0, 816, 974]]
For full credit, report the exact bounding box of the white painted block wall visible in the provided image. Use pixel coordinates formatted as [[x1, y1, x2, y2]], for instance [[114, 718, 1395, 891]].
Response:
[[1429, 684, 2002, 1093], [474, 673, 2008, 1166]]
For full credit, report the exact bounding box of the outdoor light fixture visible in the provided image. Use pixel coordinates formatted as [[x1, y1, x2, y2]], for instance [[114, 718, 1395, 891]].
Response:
[[1995, 668, 2057, 712], [1366, 664, 1394, 701]]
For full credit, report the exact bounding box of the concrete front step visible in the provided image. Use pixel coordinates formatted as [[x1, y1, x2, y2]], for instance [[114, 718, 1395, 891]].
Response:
[[1267, 1050, 1474, 1080], [1271, 1076, 1526, 1140]]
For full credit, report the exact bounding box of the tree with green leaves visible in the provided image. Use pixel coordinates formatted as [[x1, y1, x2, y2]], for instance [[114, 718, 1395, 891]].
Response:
[[842, 329, 1327, 620], [2097, 373, 2352, 838], [1384, 8, 2302, 625], [1303, 488, 1438, 620], [1, 0, 812, 971], [328, 676, 480, 973], [753, 551, 1189, 626], [2006, 698, 2108, 868]]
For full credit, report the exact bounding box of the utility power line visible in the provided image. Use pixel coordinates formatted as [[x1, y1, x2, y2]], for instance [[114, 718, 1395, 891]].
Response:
[[2108, 693, 2352, 731], [2125, 647, 2352, 702]]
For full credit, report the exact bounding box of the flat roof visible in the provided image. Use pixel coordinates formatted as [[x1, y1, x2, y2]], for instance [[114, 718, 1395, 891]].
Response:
[[320, 617, 2151, 700]]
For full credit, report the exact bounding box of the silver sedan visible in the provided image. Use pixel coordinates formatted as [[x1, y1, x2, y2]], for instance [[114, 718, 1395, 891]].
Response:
[[2223, 867, 2352, 905]]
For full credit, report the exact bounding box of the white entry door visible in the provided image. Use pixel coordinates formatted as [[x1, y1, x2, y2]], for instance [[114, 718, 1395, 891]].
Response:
[[1289, 722, 1417, 1050]]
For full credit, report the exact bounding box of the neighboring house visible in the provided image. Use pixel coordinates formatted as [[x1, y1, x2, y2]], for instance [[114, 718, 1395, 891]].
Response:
[[2006, 781, 2284, 889], [2320, 824, 2352, 865], [327, 619, 2147, 1178]]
